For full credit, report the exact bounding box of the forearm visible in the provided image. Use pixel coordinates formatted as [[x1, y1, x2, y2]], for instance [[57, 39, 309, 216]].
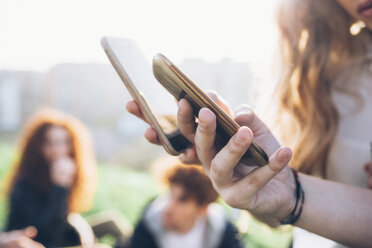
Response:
[[295, 174, 372, 247]]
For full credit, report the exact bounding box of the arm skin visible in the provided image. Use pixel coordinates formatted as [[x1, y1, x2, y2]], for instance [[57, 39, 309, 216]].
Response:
[[295, 174, 372, 247], [125, 93, 372, 248], [0, 227, 45, 248]]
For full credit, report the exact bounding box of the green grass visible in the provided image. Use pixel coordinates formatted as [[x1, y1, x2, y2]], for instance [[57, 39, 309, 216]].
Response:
[[0, 144, 14, 228], [0, 144, 292, 248], [82, 164, 158, 225]]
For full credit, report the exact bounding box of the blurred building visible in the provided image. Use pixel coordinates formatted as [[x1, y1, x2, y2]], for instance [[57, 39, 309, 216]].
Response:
[[180, 58, 259, 109], [45, 63, 127, 123], [0, 59, 258, 162], [0, 70, 45, 131]]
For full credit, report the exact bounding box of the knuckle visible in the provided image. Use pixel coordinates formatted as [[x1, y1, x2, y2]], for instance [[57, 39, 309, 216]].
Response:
[[223, 194, 239, 208], [227, 141, 244, 155], [246, 175, 261, 188], [180, 155, 194, 164], [197, 121, 214, 135], [210, 159, 222, 176], [202, 165, 210, 176]]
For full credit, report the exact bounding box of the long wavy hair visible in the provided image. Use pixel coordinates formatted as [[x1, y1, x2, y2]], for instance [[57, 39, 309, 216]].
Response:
[[271, 0, 371, 176], [6, 108, 97, 212]]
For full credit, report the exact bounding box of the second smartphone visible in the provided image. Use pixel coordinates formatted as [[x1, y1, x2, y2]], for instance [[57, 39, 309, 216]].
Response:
[[152, 54, 269, 166]]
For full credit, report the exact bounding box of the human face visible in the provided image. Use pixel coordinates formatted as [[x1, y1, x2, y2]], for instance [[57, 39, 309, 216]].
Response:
[[336, 0, 372, 30], [162, 184, 207, 233], [41, 126, 72, 163]]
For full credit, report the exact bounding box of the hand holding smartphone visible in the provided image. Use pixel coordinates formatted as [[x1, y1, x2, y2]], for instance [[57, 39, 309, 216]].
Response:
[[101, 37, 191, 156], [152, 54, 269, 166], [101, 36, 269, 166]]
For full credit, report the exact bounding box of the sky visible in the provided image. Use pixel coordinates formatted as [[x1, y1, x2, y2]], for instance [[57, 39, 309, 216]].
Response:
[[0, 0, 280, 72]]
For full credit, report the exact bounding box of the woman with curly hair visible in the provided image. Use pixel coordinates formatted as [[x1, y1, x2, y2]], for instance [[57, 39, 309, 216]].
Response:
[[5, 108, 97, 247], [126, 0, 372, 247], [269, 0, 372, 246]]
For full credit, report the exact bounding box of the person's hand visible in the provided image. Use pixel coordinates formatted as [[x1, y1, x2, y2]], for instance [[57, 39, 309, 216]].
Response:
[[364, 161, 372, 189], [126, 91, 235, 164], [127, 92, 296, 223], [195, 104, 295, 222], [126, 98, 205, 164], [0, 227, 45, 248], [50, 157, 76, 188], [174, 93, 295, 224]]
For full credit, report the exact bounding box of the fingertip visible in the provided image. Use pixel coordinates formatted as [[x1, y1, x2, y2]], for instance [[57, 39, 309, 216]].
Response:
[[125, 100, 137, 113], [178, 99, 193, 117], [234, 104, 253, 115], [185, 148, 196, 161], [234, 105, 255, 126], [276, 146, 292, 164], [267, 149, 290, 173], [239, 126, 253, 137], [179, 98, 190, 109], [179, 148, 196, 164], [206, 90, 219, 102], [235, 126, 253, 144], [25, 226, 38, 238], [198, 108, 216, 124], [178, 98, 186, 108], [144, 128, 159, 144]]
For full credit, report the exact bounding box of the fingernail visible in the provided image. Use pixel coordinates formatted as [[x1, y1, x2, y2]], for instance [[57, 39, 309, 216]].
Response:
[[208, 90, 219, 101], [235, 105, 253, 116], [235, 110, 252, 118], [198, 108, 210, 127], [234, 129, 248, 144], [277, 148, 290, 163]]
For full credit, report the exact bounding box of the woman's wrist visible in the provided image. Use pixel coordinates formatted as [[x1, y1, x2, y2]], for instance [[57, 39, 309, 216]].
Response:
[[276, 168, 300, 224], [280, 169, 305, 225]]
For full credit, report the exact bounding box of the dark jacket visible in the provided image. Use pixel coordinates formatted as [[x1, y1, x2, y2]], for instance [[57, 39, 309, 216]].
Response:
[[129, 198, 243, 248], [6, 178, 80, 247]]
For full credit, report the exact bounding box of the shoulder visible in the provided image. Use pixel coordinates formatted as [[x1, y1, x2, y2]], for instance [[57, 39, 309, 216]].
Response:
[[218, 220, 243, 248], [132, 218, 152, 237], [222, 220, 241, 238], [130, 218, 158, 248], [129, 197, 165, 248], [141, 197, 166, 235]]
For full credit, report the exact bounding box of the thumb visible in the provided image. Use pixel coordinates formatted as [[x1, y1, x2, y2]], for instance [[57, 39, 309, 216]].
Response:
[[24, 226, 38, 238], [206, 91, 232, 116], [235, 146, 292, 196], [234, 105, 270, 136]]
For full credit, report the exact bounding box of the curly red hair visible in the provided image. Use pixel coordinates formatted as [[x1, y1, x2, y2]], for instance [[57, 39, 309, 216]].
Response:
[[164, 164, 218, 206], [7, 108, 97, 213]]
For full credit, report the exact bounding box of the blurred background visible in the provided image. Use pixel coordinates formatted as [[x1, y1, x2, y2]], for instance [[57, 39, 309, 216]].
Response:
[[0, 0, 292, 247]]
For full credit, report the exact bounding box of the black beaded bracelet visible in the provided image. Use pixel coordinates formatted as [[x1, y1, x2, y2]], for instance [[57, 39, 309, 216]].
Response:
[[280, 168, 305, 225]]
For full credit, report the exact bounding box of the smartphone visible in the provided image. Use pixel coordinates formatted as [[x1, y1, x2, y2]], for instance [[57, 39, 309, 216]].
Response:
[[152, 53, 269, 166], [101, 36, 192, 156]]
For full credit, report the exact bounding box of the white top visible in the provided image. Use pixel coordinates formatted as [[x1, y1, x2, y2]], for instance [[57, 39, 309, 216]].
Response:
[[326, 60, 372, 187], [159, 218, 207, 248], [144, 197, 227, 248], [294, 47, 372, 248]]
